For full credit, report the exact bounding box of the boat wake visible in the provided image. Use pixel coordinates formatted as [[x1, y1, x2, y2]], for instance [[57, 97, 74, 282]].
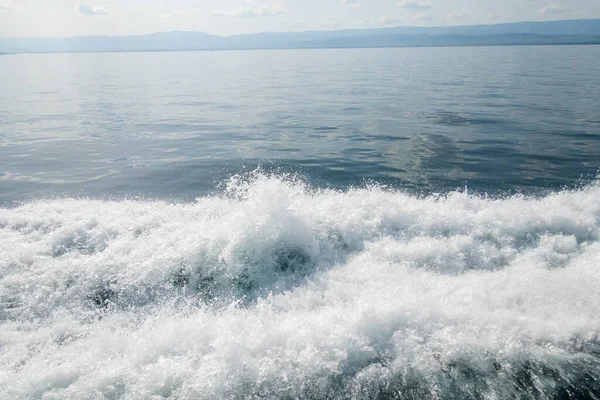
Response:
[[1, 173, 599, 399]]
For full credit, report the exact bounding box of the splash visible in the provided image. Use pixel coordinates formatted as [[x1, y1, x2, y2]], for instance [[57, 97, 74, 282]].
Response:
[[1, 174, 599, 399]]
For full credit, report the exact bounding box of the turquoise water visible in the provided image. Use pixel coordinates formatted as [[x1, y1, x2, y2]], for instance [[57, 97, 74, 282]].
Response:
[[1, 46, 600, 399]]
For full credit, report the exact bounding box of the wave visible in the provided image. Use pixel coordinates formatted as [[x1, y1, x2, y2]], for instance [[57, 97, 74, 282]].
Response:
[[1, 173, 599, 399]]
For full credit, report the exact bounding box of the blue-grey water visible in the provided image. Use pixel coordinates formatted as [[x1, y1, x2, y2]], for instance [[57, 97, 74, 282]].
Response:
[[1, 46, 599, 203], [1, 46, 600, 399]]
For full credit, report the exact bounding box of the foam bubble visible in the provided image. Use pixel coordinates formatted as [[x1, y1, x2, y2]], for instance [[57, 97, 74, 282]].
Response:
[[1, 174, 599, 399]]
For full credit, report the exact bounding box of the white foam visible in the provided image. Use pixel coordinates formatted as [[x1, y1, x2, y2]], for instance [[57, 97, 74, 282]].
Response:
[[1, 174, 599, 399]]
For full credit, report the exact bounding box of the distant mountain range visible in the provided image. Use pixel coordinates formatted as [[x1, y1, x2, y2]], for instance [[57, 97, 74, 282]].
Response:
[[1, 19, 600, 54]]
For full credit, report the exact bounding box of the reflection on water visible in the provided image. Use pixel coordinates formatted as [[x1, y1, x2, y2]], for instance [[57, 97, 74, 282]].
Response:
[[0, 46, 599, 203]]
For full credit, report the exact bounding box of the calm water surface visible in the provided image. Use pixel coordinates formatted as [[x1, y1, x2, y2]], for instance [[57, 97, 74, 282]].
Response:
[[1, 46, 599, 203]]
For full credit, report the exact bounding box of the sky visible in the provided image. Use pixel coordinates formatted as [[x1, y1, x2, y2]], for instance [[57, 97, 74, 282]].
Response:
[[1, 0, 599, 38]]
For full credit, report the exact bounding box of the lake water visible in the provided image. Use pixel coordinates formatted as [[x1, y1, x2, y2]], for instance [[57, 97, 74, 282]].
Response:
[[1, 46, 600, 202], [1, 46, 600, 399]]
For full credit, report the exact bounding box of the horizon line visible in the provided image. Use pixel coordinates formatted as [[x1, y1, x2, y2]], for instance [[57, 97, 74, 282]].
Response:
[[1, 17, 599, 40]]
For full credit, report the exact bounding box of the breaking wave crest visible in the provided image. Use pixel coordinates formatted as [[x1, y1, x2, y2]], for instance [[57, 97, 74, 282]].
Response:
[[1, 173, 599, 399]]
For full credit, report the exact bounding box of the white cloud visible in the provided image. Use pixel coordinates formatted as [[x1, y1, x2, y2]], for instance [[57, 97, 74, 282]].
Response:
[[0, 4, 14, 11], [398, 0, 433, 11], [344, 0, 361, 7], [77, 2, 110, 16], [212, 7, 281, 17], [539, 3, 572, 15], [161, 8, 202, 19], [256, 7, 283, 17], [213, 0, 286, 18], [213, 8, 256, 17]]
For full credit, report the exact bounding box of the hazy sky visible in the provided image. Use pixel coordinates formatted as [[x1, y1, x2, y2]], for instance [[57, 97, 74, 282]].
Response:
[[1, 0, 599, 38]]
